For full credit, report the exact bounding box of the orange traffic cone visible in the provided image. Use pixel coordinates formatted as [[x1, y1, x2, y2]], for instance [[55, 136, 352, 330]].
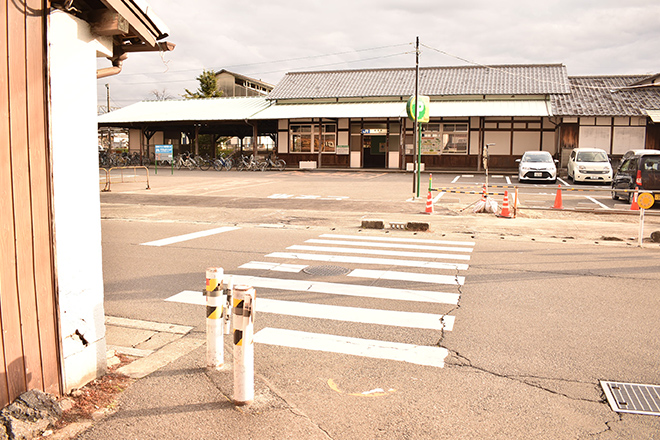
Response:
[[552, 185, 563, 209], [498, 191, 512, 218], [630, 187, 640, 211], [424, 190, 434, 214]]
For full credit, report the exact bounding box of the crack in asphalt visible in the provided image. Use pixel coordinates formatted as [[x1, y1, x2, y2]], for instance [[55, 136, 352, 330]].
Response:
[[445, 350, 605, 404]]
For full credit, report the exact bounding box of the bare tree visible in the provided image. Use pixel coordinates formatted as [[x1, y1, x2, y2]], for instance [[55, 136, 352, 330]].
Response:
[[151, 88, 174, 101]]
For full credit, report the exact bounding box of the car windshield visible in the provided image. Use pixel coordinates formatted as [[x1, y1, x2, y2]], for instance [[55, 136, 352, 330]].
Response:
[[522, 153, 552, 163], [576, 151, 608, 162]]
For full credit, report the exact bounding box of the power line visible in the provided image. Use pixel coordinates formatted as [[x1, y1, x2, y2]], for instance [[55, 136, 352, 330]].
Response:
[[115, 42, 413, 77], [97, 48, 413, 87]]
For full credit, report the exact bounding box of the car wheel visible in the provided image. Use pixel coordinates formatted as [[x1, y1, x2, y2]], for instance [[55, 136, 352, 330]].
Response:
[[611, 190, 619, 200]]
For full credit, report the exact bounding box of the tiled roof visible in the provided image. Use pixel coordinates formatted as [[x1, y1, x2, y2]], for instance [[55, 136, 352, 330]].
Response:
[[267, 64, 571, 100], [551, 76, 660, 116]]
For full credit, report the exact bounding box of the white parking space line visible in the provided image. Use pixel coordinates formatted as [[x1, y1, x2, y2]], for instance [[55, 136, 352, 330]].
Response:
[[165, 292, 454, 331], [348, 268, 464, 286], [140, 226, 240, 247], [218, 274, 460, 305], [319, 234, 476, 247], [253, 328, 450, 368], [586, 196, 611, 210], [288, 245, 471, 261], [433, 192, 446, 203], [451, 175, 461, 183], [306, 239, 473, 253], [506, 176, 512, 185], [558, 177, 570, 186], [265, 252, 470, 271], [239, 261, 308, 273]]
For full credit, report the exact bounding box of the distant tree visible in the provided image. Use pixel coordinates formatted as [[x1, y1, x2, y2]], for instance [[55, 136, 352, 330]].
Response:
[[183, 69, 223, 99], [151, 88, 174, 101]]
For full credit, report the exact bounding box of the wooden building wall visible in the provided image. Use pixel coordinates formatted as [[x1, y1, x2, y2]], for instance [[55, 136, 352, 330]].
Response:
[[0, 0, 62, 407]]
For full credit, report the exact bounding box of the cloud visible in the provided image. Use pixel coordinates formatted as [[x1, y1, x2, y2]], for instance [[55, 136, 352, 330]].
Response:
[[98, 0, 660, 108]]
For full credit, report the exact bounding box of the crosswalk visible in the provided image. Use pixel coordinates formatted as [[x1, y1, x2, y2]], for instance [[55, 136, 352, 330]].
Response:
[[165, 232, 475, 368]]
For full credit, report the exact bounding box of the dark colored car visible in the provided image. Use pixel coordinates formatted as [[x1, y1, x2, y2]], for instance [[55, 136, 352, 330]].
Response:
[[611, 150, 660, 206]]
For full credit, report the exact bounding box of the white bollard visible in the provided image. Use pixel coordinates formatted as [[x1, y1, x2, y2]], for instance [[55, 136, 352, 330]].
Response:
[[205, 267, 224, 369], [232, 285, 255, 406]]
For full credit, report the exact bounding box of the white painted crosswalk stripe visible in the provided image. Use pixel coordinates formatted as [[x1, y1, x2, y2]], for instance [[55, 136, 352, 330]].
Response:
[[166, 292, 454, 331], [306, 239, 473, 253], [254, 328, 449, 368], [140, 226, 240, 247], [239, 261, 308, 273], [226, 275, 460, 305], [265, 251, 469, 271], [348, 268, 464, 286], [288, 245, 471, 261], [319, 233, 476, 247]]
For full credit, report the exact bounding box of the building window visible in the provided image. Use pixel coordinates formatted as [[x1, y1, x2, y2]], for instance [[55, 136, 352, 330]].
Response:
[[290, 124, 336, 153], [421, 122, 468, 155]]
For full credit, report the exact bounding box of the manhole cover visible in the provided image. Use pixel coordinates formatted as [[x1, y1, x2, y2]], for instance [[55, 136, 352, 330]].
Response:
[[601, 380, 660, 416], [302, 265, 350, 276]]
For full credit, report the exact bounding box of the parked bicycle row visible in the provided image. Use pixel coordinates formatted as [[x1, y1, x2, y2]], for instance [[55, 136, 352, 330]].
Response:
[[99, 150, 151, 168], [99, 151, 285, 171]]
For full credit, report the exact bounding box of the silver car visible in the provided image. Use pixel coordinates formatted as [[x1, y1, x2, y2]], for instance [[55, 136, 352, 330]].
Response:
[[517, 151, 557, 183]]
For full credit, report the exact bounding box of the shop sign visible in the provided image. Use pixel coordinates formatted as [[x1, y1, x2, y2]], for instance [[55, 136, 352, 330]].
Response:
[[336, 145, 350, 155], [361, 128, 387, 135]]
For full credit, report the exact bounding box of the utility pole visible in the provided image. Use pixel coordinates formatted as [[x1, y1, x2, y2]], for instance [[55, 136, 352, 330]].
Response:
[[105, 84, 112, 151], [412, 37, 420, 197]]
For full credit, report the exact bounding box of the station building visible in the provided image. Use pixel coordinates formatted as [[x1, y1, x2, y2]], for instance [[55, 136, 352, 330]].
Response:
[[99, 64, 660, 170]]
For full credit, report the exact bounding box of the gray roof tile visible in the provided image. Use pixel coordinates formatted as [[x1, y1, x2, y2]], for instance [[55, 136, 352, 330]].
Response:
[[268, 64, 571, 100], [551, 76, 660, 116]]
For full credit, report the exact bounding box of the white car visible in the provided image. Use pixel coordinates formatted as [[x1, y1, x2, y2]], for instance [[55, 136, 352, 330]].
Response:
[[516, 151, 557, 183], [567, 148, 613, 183]]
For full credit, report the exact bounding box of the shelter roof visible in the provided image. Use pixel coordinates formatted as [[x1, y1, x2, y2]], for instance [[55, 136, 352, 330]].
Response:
[[550, 76, 660, 116], [267, 64, 571, 100], [98, 97, 271, 124]]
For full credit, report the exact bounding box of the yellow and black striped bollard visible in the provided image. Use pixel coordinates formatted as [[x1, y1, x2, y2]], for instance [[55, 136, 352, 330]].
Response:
[[205, 267, 224, 369], [232, 285, 255, 406]]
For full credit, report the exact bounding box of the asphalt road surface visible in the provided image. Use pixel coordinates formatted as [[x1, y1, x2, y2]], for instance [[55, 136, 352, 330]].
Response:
[[99, 170, 660, 439]]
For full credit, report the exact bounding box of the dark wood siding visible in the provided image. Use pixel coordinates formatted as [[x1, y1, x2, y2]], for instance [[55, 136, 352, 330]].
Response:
[[0, 0, 61, 407], [645, 123, 660, 150]]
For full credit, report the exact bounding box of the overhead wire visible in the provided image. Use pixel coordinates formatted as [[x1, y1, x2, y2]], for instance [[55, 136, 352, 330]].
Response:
[[113, 42, 413, 78]]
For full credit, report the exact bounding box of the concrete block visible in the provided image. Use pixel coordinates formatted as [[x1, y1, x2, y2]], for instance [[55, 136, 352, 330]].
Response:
[[406, 222, 429, 231], [361, 219, 384, 229]]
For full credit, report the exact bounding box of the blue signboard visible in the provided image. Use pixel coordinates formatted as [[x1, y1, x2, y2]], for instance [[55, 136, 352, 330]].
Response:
[[155, 144, 173, 160]]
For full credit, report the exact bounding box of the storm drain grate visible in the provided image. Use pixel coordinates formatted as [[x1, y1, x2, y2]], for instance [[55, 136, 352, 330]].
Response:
[[600, 380, 660, 416], [302, 265, 350, 276]]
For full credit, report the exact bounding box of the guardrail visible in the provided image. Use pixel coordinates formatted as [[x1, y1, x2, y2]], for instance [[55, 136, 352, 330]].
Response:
[[99, 168, 110, 192], [101, 166, 150, 192], [430, 183, 659, 216]]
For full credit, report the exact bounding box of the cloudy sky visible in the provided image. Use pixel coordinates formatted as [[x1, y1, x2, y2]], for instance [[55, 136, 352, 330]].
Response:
[[97, 0, 659, 110]]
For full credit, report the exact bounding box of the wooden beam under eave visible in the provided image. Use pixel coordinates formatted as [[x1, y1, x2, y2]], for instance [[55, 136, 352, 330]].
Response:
[[88, 10, 129, 36], [100, 0, 159, 46]]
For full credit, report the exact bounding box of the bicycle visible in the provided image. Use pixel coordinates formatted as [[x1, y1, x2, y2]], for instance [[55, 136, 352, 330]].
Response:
[[236, 154, 259, 171], [261, 153, 286, 171], [213, 153, 233, 171], [194, 154, 212, 171], [175, 152, 196, 170]]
